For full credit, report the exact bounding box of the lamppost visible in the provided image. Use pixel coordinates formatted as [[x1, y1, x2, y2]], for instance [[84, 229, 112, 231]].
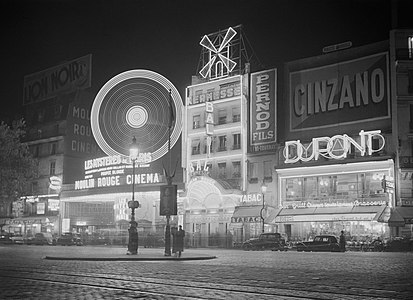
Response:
[[260, 184, 267, 234], [127, 136, 139, 255]]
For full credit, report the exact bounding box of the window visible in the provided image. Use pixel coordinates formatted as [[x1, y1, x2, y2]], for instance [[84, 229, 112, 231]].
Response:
[[218, 135, 227, 151], [191, 139, 200, 155], [232, 107, 241, 123], [33, 145, 40, 157], [31, 182, 38, 194], [233, 133, 241, 149], [204, 137, 213, 154], [249, 162, 259, 182], [50, 142, 57, 155], [218, 162, 226, 178], [232, 161, 241, 178], [49, 161, 56, 175], [218, 109, 227, 125], [409, 36, 413, 59], [264, 161, 272, 181], [193, 114, 201, 129]]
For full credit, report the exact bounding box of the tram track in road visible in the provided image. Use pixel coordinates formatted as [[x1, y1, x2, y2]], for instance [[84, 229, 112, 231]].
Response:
[[0, 266, 407, 300]]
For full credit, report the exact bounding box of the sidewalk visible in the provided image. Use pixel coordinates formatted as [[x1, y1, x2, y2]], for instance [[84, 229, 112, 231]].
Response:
[[44, 246, 217, 261]]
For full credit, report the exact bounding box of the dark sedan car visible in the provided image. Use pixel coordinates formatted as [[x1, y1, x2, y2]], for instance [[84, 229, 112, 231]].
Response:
[[56, 233, 83, 246], [27, 233, 56, 245], [296, 235, 340, 252], [242, 233, 287, 251]]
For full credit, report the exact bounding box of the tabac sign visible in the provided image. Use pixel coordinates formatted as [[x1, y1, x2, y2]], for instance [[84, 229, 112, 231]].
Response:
[[249, 69, 277, 153]]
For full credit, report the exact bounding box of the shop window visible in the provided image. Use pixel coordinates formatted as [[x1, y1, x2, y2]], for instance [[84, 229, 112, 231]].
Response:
[[232, 133, 241, 150], [193, 114, 201, 129]]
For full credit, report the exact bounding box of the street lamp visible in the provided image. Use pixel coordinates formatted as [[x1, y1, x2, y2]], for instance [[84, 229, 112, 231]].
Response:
[[260, 184, 267, 234], [127, 136, 139, 255]]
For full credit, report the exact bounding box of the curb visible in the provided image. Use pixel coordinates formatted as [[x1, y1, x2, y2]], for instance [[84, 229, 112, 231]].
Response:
[[43, 255, 217, 261]]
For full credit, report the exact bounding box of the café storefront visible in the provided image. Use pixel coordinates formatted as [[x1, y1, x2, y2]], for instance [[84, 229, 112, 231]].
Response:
[[275, 159, 394, 242]]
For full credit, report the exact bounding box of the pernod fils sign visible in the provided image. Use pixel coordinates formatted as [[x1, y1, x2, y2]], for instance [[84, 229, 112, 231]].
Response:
[[283, 130, 385, 163], [250, 69, 277, 153]]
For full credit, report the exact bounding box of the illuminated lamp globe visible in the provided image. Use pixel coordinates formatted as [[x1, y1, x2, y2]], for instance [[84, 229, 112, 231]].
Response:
[[130, 136, 139, 161]]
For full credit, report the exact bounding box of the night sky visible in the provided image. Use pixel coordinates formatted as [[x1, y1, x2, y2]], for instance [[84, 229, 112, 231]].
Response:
[[1, 0, 412, 122]]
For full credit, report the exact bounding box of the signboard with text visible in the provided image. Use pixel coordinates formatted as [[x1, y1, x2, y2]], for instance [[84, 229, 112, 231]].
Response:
[[286, 50, 391, 140], [23, 54, 92, 105], [249, 69, 277, 153]]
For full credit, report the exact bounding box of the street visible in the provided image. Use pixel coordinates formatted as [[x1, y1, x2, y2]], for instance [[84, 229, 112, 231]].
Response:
[[0, 244, 412, 299]]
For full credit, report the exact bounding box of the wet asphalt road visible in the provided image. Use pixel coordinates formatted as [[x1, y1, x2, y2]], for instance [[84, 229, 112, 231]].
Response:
[[0, 244, 412, 299]]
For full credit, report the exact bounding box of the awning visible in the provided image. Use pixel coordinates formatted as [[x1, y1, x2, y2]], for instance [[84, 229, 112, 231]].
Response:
[[275, 206, 382, 223], [231, 206, 281, 224], [5, 216, 56, 225], [390, 207, 413, 226], [231, 206, 262, 223]]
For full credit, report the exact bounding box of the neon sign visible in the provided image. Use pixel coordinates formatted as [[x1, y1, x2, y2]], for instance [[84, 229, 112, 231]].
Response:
[[199, 27, 237, 79], [284, 130, 385, 163]]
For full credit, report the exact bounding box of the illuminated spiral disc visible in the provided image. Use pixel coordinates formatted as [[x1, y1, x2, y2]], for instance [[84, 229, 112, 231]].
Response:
[[91, 70, 183, 161]]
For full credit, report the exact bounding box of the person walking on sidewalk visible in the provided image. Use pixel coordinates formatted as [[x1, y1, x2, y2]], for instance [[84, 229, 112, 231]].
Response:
[[176, 225, 185, 258], [339, 230, 346, 252]]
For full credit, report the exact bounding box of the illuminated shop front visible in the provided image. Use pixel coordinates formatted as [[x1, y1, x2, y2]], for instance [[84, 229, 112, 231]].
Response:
[[276, 159, 393, 241], [5, 194, 60, 236]]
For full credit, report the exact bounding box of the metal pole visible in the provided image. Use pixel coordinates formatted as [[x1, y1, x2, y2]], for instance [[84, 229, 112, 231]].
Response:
[[260, 193, 265, 233], [131, 159, 135, 221], [164, 89, 173, 256]]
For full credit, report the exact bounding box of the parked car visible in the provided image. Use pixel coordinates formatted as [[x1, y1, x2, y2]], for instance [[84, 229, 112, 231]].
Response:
[[296, 235, 340, 252], [27, 233, 56, 246], [10, 234, 25, 244], [0, 232, 13, 244], [242, 233, 287, 251], [56, 233, 83, 246]]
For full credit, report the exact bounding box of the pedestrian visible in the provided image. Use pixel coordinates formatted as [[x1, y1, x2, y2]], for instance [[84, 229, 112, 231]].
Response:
[[339, 230, 346, 252], [176, 225, 185, 258]]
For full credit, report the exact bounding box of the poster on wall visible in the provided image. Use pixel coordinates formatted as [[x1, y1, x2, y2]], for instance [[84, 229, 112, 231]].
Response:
[[287, 51, 390, 140], [249, 69, 277, 153]]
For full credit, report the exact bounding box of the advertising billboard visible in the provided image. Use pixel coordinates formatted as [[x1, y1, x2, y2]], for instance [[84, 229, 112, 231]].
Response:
[[286, 51, 390, 140], [249, 69, 277, 153], [23, 54, 92, 105]]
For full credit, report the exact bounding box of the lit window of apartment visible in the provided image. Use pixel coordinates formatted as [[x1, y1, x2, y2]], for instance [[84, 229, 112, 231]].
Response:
[[31, 182, 38, 194], [50, 161, 56, 175], [50, 142, 57, 155], [409, 36, 413, 59], [218, 135, 227, 151], [193, 114, 201, 129], [218, 162, 226, 178], [33, 145, 40, 157], [204, 137, 213, 154], [249, 162, 259, 183], [191, 139, 201, 155], [233, 133, 241, 149], [232, 107, 241, 123], [218, 109, 227, 125], [264, 161, 272, 181], [232, 161, 241, 178]]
